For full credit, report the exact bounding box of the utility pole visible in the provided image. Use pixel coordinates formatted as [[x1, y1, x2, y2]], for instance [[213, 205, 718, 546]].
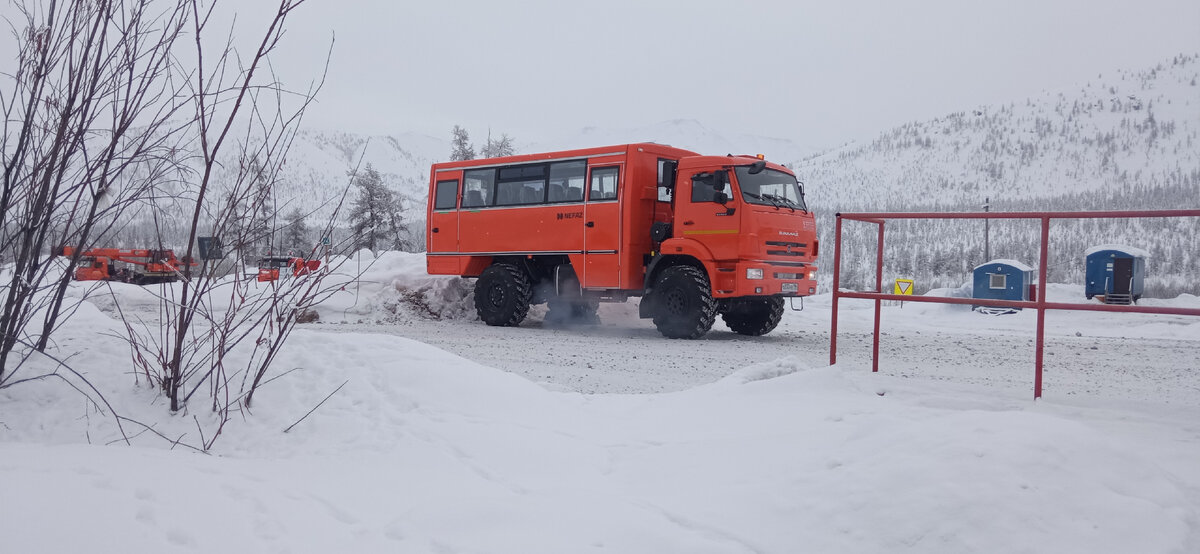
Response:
[[983, 196, 991, 262]]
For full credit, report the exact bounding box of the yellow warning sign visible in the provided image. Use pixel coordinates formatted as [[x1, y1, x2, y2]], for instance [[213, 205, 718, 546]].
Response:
[[894, 278, 914, 295]]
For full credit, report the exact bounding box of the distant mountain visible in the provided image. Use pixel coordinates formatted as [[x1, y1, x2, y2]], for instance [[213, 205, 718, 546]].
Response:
[[795, 54, 1200, 296], [527, 119, 822, 162], [798, 54, 1199, 208]]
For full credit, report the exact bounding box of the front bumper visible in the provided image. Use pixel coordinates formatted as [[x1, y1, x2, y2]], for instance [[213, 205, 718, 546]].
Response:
[[715, 260, 818, 298]]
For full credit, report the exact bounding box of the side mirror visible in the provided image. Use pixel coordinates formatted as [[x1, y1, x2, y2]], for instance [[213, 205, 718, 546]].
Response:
[[713, 190, 728, 204]]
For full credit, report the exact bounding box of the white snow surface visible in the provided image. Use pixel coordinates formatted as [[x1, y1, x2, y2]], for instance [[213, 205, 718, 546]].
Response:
[[2, 252, 1199, 553], [973, 258, 1034, 272], [1084, 243, 1153, 258]]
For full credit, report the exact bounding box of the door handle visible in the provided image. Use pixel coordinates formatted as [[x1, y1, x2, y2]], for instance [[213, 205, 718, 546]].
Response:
[[586, 221, 595, 227], [683, 220, 695, 225], [432, 227, 440, 233]]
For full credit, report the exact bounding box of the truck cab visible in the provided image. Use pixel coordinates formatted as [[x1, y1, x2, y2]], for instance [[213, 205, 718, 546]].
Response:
[[641, 156, 818, 337]]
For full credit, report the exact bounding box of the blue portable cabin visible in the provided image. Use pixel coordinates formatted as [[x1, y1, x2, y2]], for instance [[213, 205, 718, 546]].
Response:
[[972, 259, 1034, 312], [1084, 244, 1148, 304]]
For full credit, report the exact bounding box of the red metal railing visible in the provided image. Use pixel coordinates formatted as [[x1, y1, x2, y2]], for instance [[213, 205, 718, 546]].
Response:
[[828, 209, 1200, 398]]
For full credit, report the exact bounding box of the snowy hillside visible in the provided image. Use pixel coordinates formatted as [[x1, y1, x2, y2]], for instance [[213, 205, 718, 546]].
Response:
[[799, 54, 1199, 207], [796, 54, 1200, 295]]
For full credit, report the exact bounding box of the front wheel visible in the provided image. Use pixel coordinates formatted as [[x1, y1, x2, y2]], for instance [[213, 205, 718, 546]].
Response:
[[721, 296, 785, 336], [651, 265, 716, 339], [474, 264, 532, 326]]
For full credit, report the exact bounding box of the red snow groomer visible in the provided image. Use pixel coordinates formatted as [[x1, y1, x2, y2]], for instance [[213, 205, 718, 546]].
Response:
[[256, 256, 321, 282]]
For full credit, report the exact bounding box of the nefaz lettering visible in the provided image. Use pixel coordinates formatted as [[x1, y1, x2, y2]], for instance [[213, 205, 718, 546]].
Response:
[[556, 211, 584, 220]]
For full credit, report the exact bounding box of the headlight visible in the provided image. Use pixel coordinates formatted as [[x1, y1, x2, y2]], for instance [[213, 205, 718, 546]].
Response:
[[746, 268, 763, 280], [808, 271, 816, 280]]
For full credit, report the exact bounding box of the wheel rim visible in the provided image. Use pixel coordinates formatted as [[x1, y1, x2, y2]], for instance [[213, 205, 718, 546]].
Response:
[[664, 288, 687, 315], [486, 284, 506, 308]]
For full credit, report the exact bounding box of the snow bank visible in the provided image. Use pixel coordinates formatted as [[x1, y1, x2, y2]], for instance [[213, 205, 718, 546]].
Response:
[[3, 333, 1198, 553]]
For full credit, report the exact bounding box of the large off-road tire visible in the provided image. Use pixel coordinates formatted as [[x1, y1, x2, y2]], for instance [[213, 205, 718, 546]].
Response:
[[721, 296, 785, 336], [474, 264, 532, 326], [651, 265, 716, 339]]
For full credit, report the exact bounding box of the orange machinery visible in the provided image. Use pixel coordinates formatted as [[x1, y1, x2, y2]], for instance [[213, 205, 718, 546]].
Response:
[[57, 246, 196, 284], [425, 143, 819, 338], [256, 256, 321, 282]]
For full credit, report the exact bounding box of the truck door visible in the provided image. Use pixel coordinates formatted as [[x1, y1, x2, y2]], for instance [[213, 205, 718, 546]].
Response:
[[582, 165, 622, 288], [676, 169, 740, 261], [428, 175, 460, 272]]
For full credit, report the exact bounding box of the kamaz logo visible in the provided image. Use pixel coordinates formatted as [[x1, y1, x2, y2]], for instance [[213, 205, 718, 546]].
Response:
[[779, 231, 799, 237]]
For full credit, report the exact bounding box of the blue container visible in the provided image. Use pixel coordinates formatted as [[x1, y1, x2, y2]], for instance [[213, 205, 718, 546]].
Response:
[[1084, 245, 1147, 303], [973, 259, 1034, 312]]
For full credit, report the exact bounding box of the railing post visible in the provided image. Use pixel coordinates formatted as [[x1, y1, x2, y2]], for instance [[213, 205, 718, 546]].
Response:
[[1035, 216, 1050, 399], [872, 221, 885, 373], [830, 214, 843, 366]]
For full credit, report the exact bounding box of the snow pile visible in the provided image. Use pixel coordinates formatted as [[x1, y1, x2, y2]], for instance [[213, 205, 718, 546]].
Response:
[[313, 250, 477, 324], [2, 321, 1197, 552]]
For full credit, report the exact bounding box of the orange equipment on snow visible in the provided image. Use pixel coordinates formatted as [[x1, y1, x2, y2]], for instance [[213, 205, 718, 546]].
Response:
[[425, 143, 819, 338], [56, 246, 197, 285], [256, 256, 321, 282]]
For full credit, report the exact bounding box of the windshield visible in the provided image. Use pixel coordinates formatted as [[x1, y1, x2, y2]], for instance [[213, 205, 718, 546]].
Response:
[[735, 167, 807, 211]]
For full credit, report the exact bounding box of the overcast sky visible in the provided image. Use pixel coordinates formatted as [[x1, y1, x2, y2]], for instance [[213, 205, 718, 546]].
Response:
[[7, 0, 1199, 149], [255, 0, 1199, 148]]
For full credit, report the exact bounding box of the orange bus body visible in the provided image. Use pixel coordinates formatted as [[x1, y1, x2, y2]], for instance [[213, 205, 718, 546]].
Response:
[[426, 142, 818, 337]]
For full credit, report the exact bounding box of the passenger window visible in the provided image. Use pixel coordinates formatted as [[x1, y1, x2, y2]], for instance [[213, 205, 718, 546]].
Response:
[[496, 164, 547, 206], [589, 167, 619, 201], [434, 179, 459, 210], [549, 160, 585, 203], [462, 169, 495, 208]]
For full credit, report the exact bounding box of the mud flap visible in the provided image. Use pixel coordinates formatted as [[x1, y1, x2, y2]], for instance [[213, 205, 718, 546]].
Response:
[[638, 289, 656, 319]]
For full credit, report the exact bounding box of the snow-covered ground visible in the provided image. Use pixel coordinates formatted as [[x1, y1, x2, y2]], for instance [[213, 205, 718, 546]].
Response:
[[2, 251, 1198, 553]]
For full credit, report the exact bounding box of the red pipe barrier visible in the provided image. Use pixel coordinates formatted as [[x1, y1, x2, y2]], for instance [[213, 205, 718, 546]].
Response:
[[828, 209, 1200, 399]]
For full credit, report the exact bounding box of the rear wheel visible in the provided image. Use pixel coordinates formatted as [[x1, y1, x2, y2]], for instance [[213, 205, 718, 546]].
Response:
[[474, 264, 532, 326], [651, 265, 716, 339], [721, 296, 785, 336]]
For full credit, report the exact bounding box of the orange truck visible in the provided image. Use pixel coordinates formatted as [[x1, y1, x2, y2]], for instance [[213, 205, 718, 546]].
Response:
[[425, 143, 818, 339], [56, 246, 195, 284]]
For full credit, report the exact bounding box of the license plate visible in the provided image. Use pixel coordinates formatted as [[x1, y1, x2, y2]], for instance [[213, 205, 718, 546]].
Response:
[[781, 283, 799, 293]]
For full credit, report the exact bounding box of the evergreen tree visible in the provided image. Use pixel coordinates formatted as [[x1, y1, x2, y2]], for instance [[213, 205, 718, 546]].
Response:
[[480, 131, 516, 158], [450, 125, 475, 161], [348, 164, 404, 252], [282, 207, 310, 254]]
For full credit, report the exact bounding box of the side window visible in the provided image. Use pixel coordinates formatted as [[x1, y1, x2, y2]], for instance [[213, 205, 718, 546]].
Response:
[[548, 160, 585, 202], [434, 179, 458, 210], [496, 164, 546, 206], [657, 158, 676, 202], [690, 171, 731, 203], [989, 273, 1006, 290], [462, 169, 495, 208], [589, 166, 619, 201]]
